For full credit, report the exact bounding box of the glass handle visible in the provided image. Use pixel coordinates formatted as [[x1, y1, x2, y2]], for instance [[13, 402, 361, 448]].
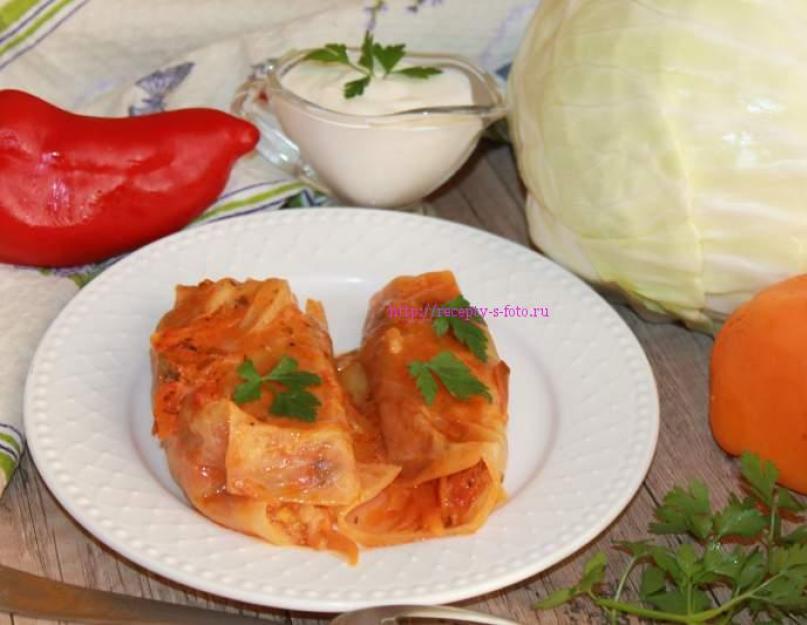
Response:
[[231, 73, 333, 197]]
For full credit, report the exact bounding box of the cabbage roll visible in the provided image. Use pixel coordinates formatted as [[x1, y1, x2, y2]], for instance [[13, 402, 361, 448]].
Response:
[[151, 278, 398, 562], [338, 271, 509, 546]]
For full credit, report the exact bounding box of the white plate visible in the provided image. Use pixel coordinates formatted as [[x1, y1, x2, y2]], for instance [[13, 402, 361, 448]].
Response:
[[25, 208, 658, 612]]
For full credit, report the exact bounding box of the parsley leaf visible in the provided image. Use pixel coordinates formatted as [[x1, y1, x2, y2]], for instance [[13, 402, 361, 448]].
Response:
[[344, 76, 370, 99], [535, 553, 606, 610], [741, 451, 778, 506], [428, 351, 491, 401], [674, 543, 700, 579], [394, 66, 443, 79], [649, 480, 713, 540], [639, 565, 666, 599], [304, 43, 349, 65], [433, 315, 450, 336], [643, 589, 689, 615], [232, 356, 322, 422], [648, 545, 686, 587], [303, 31, 442, 99], [770, 543, 807, 574], [702, 543, 744, 580], [432, 294, 488, 362], [534, 587, 574, 610], [737, 549, 767, 590], [450, 316, 488, 362], [266, 357, 322, 388], [615, 540, 653, 559], [372, 42, 406, 75], [577, 552, 607, 592], [270, 387, 320, 422], [437, 294, 483, 322], [715, 495, 767, 539], [358, 31, 374, 73], [408, 360, 439, 405], [232, 359, 265, 404], [408, 351, 491, 405]]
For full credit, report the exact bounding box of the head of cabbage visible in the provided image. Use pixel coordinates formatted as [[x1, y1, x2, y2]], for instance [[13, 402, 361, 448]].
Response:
[[509, 0, 807, 333]]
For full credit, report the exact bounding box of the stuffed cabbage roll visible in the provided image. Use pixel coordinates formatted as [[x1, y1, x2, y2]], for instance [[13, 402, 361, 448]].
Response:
[[338, 271, 509, 546], [151, 278, 398, 562]]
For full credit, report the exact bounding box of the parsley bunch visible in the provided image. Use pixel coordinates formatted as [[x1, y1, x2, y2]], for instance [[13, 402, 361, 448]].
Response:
[[233, 356, 322, 422], [537, 453, 807, 624], [304, 31, 442, 99]]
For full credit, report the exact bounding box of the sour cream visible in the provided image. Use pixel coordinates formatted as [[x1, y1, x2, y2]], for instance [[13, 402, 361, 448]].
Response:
[[251, 50, 503, 207], [281, 59, 475, 116]]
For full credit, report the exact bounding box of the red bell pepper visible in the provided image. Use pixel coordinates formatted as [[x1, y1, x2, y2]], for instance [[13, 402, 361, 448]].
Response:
[[0, 89, 260, 267]]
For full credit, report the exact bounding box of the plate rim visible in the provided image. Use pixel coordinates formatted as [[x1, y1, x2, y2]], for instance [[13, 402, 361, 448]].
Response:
[[24, 207, 659, 611]]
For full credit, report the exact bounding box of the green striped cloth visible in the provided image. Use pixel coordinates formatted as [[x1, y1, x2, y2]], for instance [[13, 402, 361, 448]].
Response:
[[0, 0, 78, 62], [0, 425, 22, 492], [0, 0, 537, 495]]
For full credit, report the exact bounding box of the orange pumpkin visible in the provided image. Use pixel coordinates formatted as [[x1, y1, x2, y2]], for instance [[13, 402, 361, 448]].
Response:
[[710, 274, 807, 494]]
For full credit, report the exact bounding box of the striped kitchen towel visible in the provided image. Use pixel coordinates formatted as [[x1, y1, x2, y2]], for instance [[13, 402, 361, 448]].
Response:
[[0, 426, 22, 493], [0, 0, 539, 495]]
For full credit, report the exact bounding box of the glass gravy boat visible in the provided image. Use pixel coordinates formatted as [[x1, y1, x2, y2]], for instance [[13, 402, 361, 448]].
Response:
[[233, 49, 507, 208]]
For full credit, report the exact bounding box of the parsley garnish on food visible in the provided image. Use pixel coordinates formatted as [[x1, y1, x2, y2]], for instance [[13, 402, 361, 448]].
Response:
[[536, 452, 807, 624], [232, 356, 322, 422], [433, 294, 488, 362], [304, 31, 442, 99], [408, 350, 491, 405]]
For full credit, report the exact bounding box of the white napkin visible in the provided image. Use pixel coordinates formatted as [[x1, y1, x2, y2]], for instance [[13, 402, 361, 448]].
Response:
[[0, 268, 77, 490]]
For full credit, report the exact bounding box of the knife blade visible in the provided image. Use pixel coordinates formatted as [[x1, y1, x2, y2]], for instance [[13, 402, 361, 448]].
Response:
[[0, 563, 281, 625]]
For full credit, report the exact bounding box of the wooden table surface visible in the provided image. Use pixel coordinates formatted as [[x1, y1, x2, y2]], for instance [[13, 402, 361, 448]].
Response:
[[0, 141, 734, 625]]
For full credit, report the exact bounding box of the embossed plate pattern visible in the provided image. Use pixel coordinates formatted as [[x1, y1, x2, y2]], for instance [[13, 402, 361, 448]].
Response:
[[25, 209, 658, 611]]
